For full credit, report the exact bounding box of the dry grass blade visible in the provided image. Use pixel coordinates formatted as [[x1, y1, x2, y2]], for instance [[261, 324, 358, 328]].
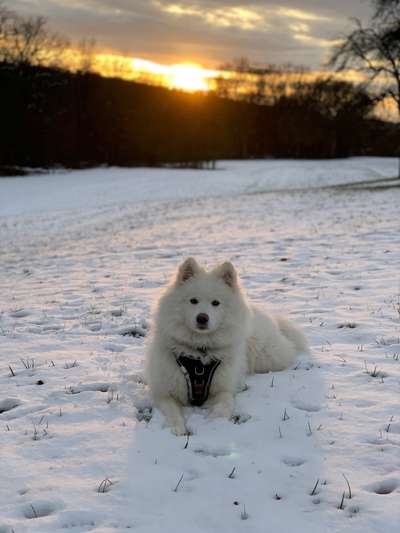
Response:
[[172, 473, 184, 492], [310, 479, 319, 496], [228, 467, 236, 479], [342, 473, 352, 499], [183, 433, 190, 449], [338, 491, 345, 510]]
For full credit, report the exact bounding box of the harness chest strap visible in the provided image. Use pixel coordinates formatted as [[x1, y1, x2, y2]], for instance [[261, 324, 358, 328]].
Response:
[[174, 351, 221, 406]]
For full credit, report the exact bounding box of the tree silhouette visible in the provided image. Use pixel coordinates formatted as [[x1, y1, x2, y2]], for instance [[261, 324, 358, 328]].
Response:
[[0, 2, 68, 66], [373, 0, 400, 20], [329, 5, 400, 176]]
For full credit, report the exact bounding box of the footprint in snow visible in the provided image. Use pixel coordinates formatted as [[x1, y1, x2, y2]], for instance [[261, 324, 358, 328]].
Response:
[[103, 342, 125, 352], [364, 478, 399, 495], [290, 397, 321, 413], [22, 499, 63, 519], [56, 511, 96, 530], [193, 447, 231, 458], [0, 526, 14, 533], [281, 456, 307, 467], [0, 398, 21, 414], [87, 321, 102, 332], [9, 309, 31, 318], [119, 325, 147, 337], [231, 412, 251, 424], [337, 322, 357, 329], [69, 382, 111, 394]]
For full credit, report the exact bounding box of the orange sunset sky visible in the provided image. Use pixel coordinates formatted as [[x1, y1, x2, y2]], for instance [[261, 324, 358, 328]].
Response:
[[11, 0, 375, 89]]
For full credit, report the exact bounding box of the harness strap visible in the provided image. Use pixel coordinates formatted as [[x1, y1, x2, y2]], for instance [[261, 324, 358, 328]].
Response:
[[175, 351, 221, 406]]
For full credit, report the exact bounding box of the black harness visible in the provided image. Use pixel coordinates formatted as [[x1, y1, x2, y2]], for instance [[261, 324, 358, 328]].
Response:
[[174, 348, 221, 406]]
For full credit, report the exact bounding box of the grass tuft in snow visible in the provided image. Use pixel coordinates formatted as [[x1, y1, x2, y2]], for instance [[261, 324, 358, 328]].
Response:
[[20, 358, 35, 370], [64, 361, 79, 369], [97, 478, 113, 493], [240, 504, 249, 520], [107, 389, 119, 404], [32, 422, 48, 441]]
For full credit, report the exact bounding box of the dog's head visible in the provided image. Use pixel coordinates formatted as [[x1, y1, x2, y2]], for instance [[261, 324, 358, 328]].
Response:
[[160, 257, 246, 343]]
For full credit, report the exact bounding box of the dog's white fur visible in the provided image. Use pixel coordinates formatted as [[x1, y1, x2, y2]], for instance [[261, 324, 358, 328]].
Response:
[[146, 257, 309, 435]]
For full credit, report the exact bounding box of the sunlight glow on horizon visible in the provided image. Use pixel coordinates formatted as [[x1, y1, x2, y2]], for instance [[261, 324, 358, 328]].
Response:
[[61, 50, 398, 121], [92, 52, 366, 93], [131, 58, 218, 92]]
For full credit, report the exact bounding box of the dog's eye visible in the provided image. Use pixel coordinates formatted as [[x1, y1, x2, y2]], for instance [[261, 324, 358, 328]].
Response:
[[211, 300, 220, 307], [190, 298, 199, 304]]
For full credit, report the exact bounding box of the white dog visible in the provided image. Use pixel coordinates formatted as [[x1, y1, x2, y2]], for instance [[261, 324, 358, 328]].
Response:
[[145, 257, 309, 435]]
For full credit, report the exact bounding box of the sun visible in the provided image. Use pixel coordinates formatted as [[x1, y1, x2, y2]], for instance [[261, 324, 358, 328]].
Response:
[[168, 64, 211, 92], [128, 58, 217, 92]]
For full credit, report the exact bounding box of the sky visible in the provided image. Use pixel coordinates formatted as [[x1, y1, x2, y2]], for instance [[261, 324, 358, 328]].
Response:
[[12, 0, 374, 69]]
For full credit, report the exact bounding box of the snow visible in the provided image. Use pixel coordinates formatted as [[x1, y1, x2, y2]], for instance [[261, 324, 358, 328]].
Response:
[[0, 157, 396, 217], [0, 157, 399, 533]]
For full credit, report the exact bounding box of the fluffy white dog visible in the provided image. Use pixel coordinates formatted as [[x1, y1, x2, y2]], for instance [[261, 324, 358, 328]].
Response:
[[146, 257, 309, 435]]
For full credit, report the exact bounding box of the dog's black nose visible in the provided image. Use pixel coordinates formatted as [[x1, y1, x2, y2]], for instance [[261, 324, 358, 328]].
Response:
[[196, 313, 209, 326]]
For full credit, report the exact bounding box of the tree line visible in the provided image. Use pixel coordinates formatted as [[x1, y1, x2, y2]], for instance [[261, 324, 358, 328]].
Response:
[[0, 0, 398, 173]]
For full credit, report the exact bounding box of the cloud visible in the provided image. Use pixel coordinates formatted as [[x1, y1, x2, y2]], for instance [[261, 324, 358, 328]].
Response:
[[158, 3, 267, 30], [293, 33, 342, 48], [155, 2, 332, 29], [275, 7, 330, 22], [11, 0, 373, 68], [289, 22, 311, 33]]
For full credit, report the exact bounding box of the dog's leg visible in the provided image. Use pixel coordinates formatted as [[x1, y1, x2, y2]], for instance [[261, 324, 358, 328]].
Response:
[[157, 397, 187, 436], [208, 391, 235, 419]]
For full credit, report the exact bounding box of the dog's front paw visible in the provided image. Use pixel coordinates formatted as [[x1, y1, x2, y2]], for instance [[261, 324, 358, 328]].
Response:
[[209, 403, 233, 419], [171, 422, 187, 436]]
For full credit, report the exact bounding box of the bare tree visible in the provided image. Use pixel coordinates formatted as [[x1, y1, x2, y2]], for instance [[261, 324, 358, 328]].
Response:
[[214, 57, 253, 100], [76, 37, 96, 74], [329, 9, 400, 176], [0, 1, 9, 26], [214, 58, 308, 105], [0, 4, 68, 67], [0, 2, 12, 53], [373, 0, 400, 20]]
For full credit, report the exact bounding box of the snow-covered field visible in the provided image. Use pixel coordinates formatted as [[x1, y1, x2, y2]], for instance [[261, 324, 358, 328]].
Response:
[[0, 157, 399, 533]]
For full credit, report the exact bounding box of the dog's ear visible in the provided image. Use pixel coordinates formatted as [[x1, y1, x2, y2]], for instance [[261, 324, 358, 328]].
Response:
[[176, 257, 201, 284], [214, 261, 238, 289]]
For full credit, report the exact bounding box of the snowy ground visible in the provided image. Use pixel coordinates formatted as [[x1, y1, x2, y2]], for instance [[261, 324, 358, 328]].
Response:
[[0, 157, 399, 533]]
